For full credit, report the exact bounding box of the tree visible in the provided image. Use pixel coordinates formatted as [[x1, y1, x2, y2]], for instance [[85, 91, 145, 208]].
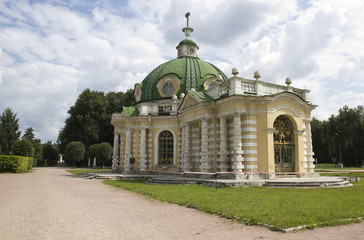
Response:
[[0, 108, 21, 154], [42, 144, 59, 166], [22, 127, 42, 162], [58, 89, 109, 154], [311, 105, 364, 166], [64, 141, 85, 167], [335, 105, 364, 166], [11, 139, 34, 157], [1, 108, 21, 153], [58, 89, 135, 156], [95, 142, 113, 167], [22, 127, 35, 141]]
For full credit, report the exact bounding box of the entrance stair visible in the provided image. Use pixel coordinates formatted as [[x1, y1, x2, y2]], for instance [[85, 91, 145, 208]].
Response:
[[264, 177, 352, 188]]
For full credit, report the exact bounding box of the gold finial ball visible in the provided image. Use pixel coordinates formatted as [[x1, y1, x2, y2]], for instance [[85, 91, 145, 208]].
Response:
[[254, 71, 261, 80], [232, 67, 239, 76], [285, 77, 292, 86]]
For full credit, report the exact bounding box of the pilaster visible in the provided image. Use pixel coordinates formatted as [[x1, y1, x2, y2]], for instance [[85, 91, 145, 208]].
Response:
[[183, 123, 192, 171], [139, 128, 147, 172], [200, 118, 209, 172], [124, 128, 132, 172], [218, 116, 229, 172], [112, 133, 119, 172]]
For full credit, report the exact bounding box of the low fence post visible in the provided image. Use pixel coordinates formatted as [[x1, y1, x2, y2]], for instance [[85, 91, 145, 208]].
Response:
[[214, 173, 217, 189]]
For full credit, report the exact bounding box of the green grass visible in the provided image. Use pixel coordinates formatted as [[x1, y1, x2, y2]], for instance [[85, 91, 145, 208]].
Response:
[[67, 168, 112, 175], [103, 179, 364, 230]]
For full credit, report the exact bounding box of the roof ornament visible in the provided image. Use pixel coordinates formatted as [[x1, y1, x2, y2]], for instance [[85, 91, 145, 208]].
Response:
[[254, 71, 261, 81], [185, 12, 190, 27], [182, 12, 194, 38], [232, 67, 239, 76], [285, 77, 292, 86]]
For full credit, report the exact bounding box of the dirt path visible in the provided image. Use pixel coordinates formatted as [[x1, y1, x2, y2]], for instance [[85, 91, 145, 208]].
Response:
[[0, 168, 363, 240]]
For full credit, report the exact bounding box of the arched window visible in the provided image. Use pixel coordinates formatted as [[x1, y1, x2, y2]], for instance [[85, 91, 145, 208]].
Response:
[[274, 116, 295, 172], [158, 130, 174, 165]]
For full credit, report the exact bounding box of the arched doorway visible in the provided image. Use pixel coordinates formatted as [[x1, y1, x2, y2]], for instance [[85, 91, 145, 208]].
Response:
[[274, 115, 295, 172], [158, 130, 174, 164]]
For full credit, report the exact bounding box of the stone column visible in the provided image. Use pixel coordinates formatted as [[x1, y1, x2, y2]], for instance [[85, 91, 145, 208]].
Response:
[[200, 118, 209, 172], [183, 123, 192, 171], [218, 116, 229, 172], [112, 132, 119, 172], [124, 128, 132, 172], [93, 157, 96, 168], [232, 113, 244, 174], [139, 128, 147, 172], [305, 120, 315, 172], [119, 131, 124, 171], [180, 126, 185, 171]]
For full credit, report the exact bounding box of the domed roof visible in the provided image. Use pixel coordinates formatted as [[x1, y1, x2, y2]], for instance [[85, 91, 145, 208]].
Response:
[[138, 57, 228, 102], [134, 13, 228, 103]]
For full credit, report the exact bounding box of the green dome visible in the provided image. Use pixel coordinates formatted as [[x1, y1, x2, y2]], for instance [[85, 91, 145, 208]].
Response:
[[139, 57, 228, 102]]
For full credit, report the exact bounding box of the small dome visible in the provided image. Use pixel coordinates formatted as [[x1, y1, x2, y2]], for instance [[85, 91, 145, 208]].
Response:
[[176, 39, 199, 49]]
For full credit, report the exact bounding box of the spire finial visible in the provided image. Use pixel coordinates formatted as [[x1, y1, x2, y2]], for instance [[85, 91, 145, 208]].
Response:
[[185, 12, 191, 27], [182, 12, 193, 38]]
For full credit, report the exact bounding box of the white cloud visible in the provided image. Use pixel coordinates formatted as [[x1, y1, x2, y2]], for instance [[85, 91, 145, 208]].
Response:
[[0, 0, 363, 142]]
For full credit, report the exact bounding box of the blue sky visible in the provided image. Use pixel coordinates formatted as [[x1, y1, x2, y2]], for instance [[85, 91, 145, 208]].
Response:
[[1, 0, 363, 142]]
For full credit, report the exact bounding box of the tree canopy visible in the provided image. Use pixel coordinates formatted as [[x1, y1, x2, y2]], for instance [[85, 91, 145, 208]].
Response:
[[42, 144, 59, 166], [95, 142, 113, 167], [58, 89, 134, 154], [311, 105, 364, 166], [0, 108, 21, 154], [64, 141, 85, 167], [11, 139, 34, 157], [22, 127, 35, 141]]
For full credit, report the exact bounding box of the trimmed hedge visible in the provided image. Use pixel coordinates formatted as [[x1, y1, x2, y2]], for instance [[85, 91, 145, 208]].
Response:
[[0, 155, 33, 173]]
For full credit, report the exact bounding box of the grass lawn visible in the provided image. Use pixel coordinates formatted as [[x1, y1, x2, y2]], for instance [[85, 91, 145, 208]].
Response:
[[67, 168, 112, 175], [103, 175, 364, 230]]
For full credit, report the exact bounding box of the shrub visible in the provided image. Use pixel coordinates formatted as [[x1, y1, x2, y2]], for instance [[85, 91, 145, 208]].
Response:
[[32, 158, 37, 167], [27, 157, 33, 170], [37, 159, 47, 167], [11, 139, 34, 157], [64, 141, 85, 167], [42, 144, 59, 166], [96, 142, 113, 167], [0, 155, 29, 173]]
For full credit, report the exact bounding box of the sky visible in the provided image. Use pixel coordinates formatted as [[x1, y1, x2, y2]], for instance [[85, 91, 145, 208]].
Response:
[[1, 0, 363, 143]]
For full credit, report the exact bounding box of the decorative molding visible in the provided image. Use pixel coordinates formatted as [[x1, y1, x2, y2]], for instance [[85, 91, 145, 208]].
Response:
[[269, 104, 303, 118]]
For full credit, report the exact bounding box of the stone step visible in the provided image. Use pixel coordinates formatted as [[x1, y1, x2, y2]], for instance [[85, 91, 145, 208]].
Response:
[[147, 177, 198, 185], [265, 179, 352, 188]]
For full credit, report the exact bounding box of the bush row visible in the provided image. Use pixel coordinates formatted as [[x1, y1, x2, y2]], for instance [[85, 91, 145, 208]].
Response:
[[0, 155, 33, 173]]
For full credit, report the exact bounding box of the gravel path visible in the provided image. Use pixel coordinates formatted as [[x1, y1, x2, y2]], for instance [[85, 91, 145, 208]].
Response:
[[0, 167, 363, 240]]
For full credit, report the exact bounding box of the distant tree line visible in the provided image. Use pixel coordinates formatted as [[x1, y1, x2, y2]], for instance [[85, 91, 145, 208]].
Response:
[[0, 108, 59, 167], [58, 89, 134, 167], [311, 105, 364, 167]]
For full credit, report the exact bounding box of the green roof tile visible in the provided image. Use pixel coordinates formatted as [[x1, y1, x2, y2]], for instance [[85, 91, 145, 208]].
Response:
[[189, 91, 213, 102], [123, 106, 139, 117], [139, 57, 228, 102]]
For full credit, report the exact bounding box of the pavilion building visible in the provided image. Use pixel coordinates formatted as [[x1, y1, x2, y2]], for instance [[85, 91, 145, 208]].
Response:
[[111, 14, 316, 179]]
